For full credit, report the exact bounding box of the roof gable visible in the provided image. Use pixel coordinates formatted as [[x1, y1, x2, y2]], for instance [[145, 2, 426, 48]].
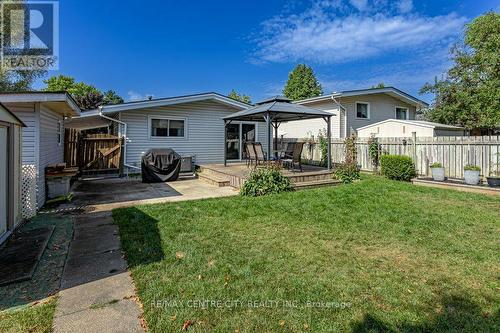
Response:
[[296, 87, 429, 108], [99, 92, 250, 114]]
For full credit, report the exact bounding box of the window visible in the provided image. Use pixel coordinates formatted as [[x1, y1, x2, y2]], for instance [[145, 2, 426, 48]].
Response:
[[150, 117, 186, 138], [395, 107, 409, 120], [356, 102, 370, 119], [57, 120, 63, 145]]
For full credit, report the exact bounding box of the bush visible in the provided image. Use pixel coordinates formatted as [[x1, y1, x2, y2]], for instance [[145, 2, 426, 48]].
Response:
[[240, 165, 293, 197], [430, 162, 443, 168], [380, 155, 416, 181], [333, 163, 360, 183], [464, 164, 480, 171]]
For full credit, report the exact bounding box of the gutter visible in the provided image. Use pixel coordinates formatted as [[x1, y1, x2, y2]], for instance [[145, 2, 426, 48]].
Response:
[[331, 95, 347, 138], [98, 111, 139, 171]]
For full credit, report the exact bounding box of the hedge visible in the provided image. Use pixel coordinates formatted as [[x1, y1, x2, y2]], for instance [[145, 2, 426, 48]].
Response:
[[380, 155, 416, 181]]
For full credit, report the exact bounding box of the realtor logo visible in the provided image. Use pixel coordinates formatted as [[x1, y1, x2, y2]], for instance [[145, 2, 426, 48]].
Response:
[[0, 0, 59, 70]]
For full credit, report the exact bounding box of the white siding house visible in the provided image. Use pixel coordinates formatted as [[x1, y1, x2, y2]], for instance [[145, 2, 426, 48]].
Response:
[[279, 87, 428, 139], [0, 93, 81, 213], [96, 93, 265, 168], [0, 103, 24, 244]]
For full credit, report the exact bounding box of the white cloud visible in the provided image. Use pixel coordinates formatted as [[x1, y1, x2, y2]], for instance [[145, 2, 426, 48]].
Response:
[[349, 0, 368, 11], [127, 91, 154, 102], [252, 2, 466, 64], [397, 0, 413, 13]]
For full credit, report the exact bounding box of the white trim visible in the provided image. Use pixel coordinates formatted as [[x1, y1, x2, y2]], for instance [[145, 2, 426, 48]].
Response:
[[394, 106, 410, 120], [100, 93, 249, 113], [295, 87, 429, 108], [57, 120, 63, 146], [355, 101, 370, 120], [0, 93, 81, 116], [148, 115, 188, 140], [356, 119, 464, 131]]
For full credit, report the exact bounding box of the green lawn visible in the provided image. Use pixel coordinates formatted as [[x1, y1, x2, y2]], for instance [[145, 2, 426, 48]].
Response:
[[113, 176, 500, 332], [0, 297, 57, 333]]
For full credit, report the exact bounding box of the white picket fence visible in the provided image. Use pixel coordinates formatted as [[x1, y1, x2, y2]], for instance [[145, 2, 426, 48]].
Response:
[[283, 136, 500, 179]]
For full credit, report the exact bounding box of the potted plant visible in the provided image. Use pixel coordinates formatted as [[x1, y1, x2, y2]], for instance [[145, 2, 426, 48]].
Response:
[[486, 154, 500, 187], [430, 162, 445, 181], [464, 164, 481, 185]]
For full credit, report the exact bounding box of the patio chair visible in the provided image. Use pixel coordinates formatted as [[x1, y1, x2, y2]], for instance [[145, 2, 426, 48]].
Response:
[[282, 142, 304, 172], [253, 142, 267, 166], [245, 142, 257, 167], [281, 142, 295, 159]]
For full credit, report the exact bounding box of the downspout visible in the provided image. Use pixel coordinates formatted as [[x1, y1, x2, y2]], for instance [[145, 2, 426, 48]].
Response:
[[331, 95, 347, 138], [98, 110, 138, 171]]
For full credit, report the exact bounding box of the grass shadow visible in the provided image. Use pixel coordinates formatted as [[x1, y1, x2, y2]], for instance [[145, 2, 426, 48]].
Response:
[[112, 207, 165, 268], [351, 294, 499, 333]]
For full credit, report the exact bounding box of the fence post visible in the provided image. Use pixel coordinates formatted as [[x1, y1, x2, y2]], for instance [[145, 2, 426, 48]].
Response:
[[412, 132, 418, 174]]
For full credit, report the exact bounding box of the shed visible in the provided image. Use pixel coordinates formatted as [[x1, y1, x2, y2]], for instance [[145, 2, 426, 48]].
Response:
[[0, 92, 81, 215], [356, 119, 465, 138], [0, 103, 25, 244]]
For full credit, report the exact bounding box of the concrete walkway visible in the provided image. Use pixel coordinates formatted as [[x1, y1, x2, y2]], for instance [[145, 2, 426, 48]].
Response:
[[53, 178, 237, 332]]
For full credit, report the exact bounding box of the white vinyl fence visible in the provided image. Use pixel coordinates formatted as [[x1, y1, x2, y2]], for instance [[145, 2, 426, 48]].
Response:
[[283, 136, 500, 179]]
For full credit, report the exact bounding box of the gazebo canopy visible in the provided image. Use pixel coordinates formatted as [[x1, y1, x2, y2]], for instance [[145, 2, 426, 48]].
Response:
[[222, 96, 334, 169], [222, 96, 333, 122]]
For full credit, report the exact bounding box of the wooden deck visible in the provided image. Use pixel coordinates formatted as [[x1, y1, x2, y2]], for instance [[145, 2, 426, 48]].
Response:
[[198, 163, 340, 189]]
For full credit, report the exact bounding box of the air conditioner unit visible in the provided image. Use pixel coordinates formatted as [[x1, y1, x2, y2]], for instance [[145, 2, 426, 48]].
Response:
[[180, 155, 195, 173]]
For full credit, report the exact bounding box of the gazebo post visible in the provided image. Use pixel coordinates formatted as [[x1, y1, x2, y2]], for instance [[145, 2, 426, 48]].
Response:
[[273, 120, 279, 158], [265, 112, 271, 160], [223, 119, 227, 166], [326, 116, 332, 171]]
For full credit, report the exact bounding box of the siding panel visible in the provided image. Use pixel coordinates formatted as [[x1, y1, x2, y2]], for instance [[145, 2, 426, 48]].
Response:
[[121, 100, 267, 166]]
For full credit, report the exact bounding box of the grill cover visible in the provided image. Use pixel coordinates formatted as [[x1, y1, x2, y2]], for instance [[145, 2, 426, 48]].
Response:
[[141, 148, 181, 183]]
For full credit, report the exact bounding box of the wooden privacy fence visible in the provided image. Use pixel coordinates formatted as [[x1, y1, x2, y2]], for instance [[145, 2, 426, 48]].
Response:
[[64, 129, 123, 172], [282, 136, 500, 179]]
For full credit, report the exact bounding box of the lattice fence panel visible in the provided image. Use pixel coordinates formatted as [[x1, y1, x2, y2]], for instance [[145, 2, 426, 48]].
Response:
[[21, 164, 37, 219]]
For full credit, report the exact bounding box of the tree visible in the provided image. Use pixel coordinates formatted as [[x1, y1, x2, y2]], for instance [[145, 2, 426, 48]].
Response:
[[228, 89, 251, 104], [103, 90, 124, 105], [371, 82, 386, 89], [420, 12, 500, 132], [43, 75, 124, 110], [0, 1, 48, 92], [283, 64, 323, 101]]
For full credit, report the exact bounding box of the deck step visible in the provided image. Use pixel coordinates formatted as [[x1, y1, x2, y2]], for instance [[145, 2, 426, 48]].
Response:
[[198, 173, 231, 187], [292, 179, 341, 190]]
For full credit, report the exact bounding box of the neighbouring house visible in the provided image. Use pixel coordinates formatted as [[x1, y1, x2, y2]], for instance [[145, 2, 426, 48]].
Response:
[[70, 93, 265, 171], [279, 87, 430, 139], [357, 119, 465, 138], [0, 92, 81, 216], [0, 103, 25, 244]]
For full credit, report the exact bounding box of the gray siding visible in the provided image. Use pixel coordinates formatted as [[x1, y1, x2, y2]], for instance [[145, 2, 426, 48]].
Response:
[[37, 105, 64, 207], [341, 94, 416, 135], [120, 100, 267, 166]]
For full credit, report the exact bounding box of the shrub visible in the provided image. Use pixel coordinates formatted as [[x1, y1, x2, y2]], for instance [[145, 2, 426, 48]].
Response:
[[240, 165, 292, 197], [430, 162, 443, 168], [464, 164, 480, 171], [380, 155, 416, 181], [333, 135, 360, 184], [334, 163, 360, 183]]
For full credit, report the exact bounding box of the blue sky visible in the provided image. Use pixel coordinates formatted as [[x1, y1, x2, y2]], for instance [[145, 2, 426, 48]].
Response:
[[38, 0, 498, 103]]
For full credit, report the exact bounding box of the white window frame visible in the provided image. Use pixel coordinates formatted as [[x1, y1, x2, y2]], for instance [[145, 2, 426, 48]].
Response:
[[355, 101, 370, 120], [395, 106, 410, 120], [57, 120, 63, 146], [148, 115, 188, 140]]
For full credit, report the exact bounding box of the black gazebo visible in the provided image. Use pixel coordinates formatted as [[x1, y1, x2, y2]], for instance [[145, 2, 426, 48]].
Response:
[[222, 96, 335, 170]]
